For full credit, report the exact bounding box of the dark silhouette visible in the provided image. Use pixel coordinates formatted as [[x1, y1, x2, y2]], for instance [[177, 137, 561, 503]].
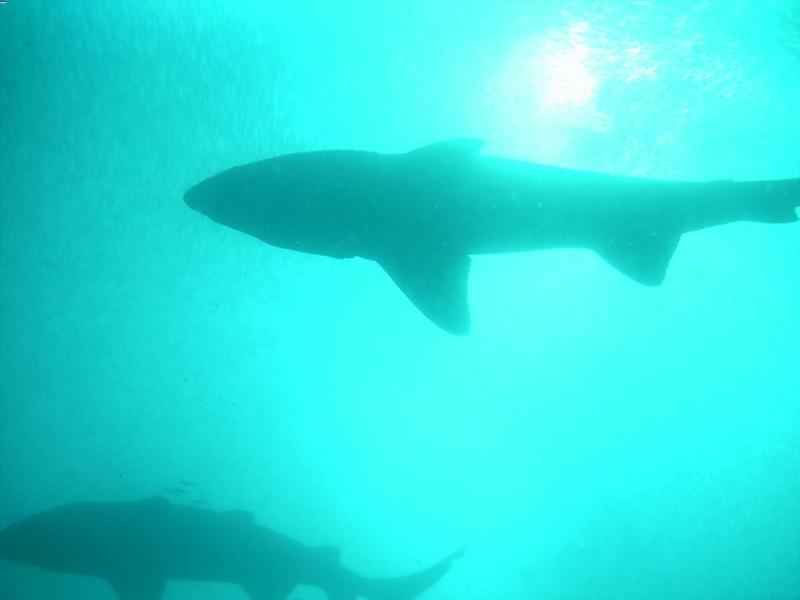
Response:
[[0, 497, 464, 600], [185, 140, 799, 334]]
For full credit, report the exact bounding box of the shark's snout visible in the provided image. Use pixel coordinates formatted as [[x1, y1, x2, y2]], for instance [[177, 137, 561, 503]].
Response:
[[184, 184, 201, 209], [0, 526, 9, 560]]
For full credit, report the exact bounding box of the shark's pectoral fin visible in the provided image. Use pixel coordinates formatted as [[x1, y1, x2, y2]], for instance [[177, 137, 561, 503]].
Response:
[[108, 576, 165, 600], [378, 250, 471, 334], [598, 227, 681, 286]]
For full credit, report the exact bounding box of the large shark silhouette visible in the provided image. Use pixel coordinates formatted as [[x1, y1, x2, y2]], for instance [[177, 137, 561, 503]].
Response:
[[185, 140, 799, 334], [0, 497, 464, 600]]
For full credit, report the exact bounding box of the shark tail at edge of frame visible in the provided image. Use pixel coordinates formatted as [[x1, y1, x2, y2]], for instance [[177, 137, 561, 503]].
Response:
[[728, 177, 800, 224], [350, 547, 466, 600]]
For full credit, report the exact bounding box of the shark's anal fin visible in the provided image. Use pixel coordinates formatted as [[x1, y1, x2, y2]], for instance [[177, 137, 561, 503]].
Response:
[[597, 227, 681, 286], [108, 577, 165, 600], [243, 580, 295, 600], [378, 251, 471, 335]]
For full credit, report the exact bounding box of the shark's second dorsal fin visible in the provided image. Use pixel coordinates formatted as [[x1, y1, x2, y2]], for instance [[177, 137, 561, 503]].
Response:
[[408, 139, 484, 164], [378, 250, 471, 335]]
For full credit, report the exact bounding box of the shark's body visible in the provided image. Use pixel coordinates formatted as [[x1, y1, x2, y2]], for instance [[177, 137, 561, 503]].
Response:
[[0, 497, 463, 600], [185, 140, 799, 334]]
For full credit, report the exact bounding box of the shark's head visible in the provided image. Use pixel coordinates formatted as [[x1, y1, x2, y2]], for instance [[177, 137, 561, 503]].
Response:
[[0, 502, 128, 575], [0, 523, 10, 561], [1, 521, 36, 564], [184, 163, 266, 234], [0, 512, 68, 568], [185, 152, 368, 258]]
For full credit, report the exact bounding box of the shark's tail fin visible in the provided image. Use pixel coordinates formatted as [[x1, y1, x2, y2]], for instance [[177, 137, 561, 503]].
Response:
[[355, 548, 465, 600], [684, 178, 800, 231], [741, 178, 800, 224]]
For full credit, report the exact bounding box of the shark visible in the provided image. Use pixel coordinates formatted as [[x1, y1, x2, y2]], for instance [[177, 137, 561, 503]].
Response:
[[184, 140, 799, 334], [0, 497, 464, 600]]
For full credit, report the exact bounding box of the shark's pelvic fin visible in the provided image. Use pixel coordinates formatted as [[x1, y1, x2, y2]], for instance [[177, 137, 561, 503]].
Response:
[[378, 250, 471, 335], [243, 580, 295, 600], [108, 576, 165, 600], [598, 227, 682, 286]]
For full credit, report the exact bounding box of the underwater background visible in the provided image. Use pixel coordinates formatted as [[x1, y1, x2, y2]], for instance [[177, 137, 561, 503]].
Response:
[[1, 1, 799, 598]]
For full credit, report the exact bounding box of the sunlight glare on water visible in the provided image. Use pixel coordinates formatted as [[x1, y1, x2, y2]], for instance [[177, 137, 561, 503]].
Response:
[[540, 21, 598, 108], [488, 19, 616, 162]]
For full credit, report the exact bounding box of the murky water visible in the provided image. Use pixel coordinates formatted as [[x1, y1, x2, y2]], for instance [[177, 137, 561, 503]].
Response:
[[1, 2, 798, 598]]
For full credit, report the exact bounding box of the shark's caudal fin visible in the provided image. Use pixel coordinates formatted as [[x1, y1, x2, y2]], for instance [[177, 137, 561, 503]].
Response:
[[357, 548, 465, 600], [682, 177, 800, 232], [742, 178, 800, 224]]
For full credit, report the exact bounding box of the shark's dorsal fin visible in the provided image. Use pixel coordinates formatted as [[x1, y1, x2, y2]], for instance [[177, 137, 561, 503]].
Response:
[[378, 250, 471, 335], [408, 139, 484, 164]]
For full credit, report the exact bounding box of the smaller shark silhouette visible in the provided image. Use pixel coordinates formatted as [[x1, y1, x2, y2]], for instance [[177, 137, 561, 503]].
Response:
[[185, 140, 799, 334], [0, 497, 464, 600]]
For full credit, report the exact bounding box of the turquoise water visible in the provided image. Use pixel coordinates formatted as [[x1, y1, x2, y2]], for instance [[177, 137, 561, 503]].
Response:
[[1, 1, 799, 599]]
